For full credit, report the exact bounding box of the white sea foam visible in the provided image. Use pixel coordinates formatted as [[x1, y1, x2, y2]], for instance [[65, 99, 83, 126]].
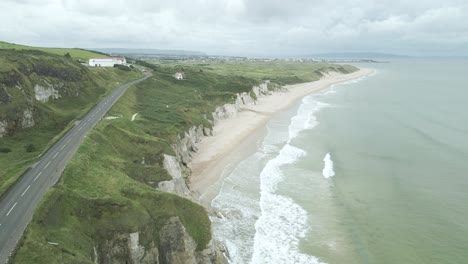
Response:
[[289, 96, 329, 139], [211, 152, 264, 263], [250, 96, 331, 263], [214, 94, 332, 263], [250, 143, 326, 264], [322, 153, 335, 178]]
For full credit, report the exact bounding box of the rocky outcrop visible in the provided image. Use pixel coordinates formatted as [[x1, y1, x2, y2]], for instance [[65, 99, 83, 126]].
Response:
[[172, 125, 209, 166], [159, 154, 192, 198], [0, 107, 35, 137], [160, 217, 227, 264], [34, 83, 61, 103], [95, 217, 226, 264], [21, 108, 35, 128], [159, 216, 198, 264], [0, 120, 6, 138], [95, 232, 159, 264]]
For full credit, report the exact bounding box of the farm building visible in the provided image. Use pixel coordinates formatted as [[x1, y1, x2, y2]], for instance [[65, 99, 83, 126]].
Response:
[[88, 57, 126, 67]]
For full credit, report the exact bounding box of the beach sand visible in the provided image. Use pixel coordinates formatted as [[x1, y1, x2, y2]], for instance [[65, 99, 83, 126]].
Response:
[[189, 68, 373, 207]]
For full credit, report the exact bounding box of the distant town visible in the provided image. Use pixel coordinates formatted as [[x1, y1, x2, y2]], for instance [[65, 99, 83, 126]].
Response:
[[103, 53, 385, 64]]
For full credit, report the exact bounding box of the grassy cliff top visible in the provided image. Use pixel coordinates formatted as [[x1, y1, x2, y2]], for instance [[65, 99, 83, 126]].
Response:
[[162, 60, 358, 85], [0, 41, 106, 61]]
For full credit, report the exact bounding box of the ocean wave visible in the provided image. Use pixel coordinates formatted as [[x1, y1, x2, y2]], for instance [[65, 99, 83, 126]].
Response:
[[288, 96, 329, 140], [322, 153, 335, 178], [211, 153, 264, 263], [251, 143, 326, 264]]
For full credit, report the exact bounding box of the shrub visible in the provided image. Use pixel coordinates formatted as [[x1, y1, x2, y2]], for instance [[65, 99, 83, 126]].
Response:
[[25, 144, 36, 153], [0, 147, 12, 153], [113, 64, 131, 71]]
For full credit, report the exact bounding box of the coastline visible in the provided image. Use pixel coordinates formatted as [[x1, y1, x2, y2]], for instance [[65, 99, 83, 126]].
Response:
[[188, 68, 373, 207]]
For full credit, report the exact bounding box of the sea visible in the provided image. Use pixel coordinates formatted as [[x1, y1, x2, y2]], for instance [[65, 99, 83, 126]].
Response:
[[210, 59, 468, 264]]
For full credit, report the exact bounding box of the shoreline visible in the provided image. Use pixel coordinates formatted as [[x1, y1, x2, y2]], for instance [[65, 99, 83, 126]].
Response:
[[188, 68, 373, 207]]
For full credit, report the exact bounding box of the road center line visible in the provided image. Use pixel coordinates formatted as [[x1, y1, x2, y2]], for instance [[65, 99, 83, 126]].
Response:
[[52, 152, 59, 160], [60, 145, 66, 151], [44, 161, 51, 169], [34, 172, 42, 182], [6, 202, 17, 216], [67, 138, 71, 144], [21, 185, 31, 197], [78, 127, 82, 131]]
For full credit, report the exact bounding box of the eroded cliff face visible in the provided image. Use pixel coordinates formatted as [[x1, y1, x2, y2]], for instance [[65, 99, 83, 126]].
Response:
[[163, 82, 271, 195], [34, 83, 62, 103], [95, 232, 159, 264], [152, 82, 271, 263], [95, 217, 226, 264], [169, 82, 271, 169], [0, 49, 92, 138], [0, 106, 35, 138]]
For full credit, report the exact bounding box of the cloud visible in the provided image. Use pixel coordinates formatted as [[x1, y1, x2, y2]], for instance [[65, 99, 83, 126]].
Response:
[[0, 0, 467, 56]]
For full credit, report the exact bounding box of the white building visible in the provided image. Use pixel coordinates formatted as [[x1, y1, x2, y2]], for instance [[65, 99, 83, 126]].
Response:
[[175, 72, 184, 80], [88, 57, 126, 67]]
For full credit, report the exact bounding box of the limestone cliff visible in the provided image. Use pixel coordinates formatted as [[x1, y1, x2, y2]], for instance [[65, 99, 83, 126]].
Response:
[[154, 81, 271, 263]]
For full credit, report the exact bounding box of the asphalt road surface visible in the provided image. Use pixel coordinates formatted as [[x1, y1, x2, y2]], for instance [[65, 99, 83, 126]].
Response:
[[0, 71, 152, 263]]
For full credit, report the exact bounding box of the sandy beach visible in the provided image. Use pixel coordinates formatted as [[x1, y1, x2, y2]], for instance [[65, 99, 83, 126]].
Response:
[[189, 68, 373, 206]]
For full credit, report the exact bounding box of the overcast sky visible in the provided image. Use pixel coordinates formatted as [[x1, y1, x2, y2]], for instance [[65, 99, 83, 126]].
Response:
[[1, 0, 468, 56]]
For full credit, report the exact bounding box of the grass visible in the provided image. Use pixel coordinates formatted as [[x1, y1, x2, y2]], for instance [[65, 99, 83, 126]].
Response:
[[11, 60, 358, 263], [0, 49, 142, 198], [161, 60, 358, 85], [0, 41, 107, 61]]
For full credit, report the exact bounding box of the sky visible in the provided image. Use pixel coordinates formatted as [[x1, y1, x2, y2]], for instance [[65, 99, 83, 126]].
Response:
[[1, 0, 468, 56]]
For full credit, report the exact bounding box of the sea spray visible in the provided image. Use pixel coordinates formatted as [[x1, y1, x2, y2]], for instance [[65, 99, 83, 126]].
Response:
[[322, 153, 335, 178]]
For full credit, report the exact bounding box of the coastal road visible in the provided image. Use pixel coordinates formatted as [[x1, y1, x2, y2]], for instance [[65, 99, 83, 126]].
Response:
[[0, 71, 152, 263]]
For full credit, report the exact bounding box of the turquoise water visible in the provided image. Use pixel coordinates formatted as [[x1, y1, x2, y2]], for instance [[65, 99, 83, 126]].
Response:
[[211, 60, 468, 264]]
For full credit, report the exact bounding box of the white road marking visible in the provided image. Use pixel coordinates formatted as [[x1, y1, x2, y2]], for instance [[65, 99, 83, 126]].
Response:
[[60, 145, 66, 151], [21, 185, 31, 197], [44, 161, 51, 169], [6, 202, 17, 216], [52, 152, 59, 159], [34, 172, 43, 182], [78, 127, 82, 131], [67, 138, 71, 144]]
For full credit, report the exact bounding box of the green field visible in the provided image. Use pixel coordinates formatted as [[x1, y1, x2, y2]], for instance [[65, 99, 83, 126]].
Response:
[[161, 60, 357, 85], [0, 41, 106, 61], [11, 60, 358, 263]]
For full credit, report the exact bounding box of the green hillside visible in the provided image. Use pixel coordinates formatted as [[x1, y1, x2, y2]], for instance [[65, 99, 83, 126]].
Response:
[[0, 49, 142, 197], [11, 61, 357, 263], [0, 41, 106, 61]]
